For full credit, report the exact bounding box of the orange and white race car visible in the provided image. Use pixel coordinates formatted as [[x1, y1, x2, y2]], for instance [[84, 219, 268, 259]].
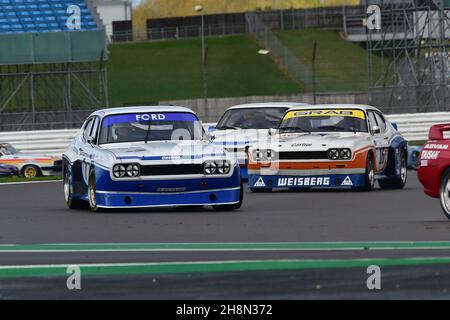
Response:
[[0, 142, 62, 178], [247, 104, 408, 192]]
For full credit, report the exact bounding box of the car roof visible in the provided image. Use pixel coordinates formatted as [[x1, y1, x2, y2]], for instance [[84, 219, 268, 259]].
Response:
[[90, 106, 196, 117], [287, 104, 382, 113], [227, 102, 310, 110]]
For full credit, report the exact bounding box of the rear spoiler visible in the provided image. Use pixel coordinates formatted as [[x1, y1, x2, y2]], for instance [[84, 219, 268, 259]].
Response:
[[429, 124, 450, 140]]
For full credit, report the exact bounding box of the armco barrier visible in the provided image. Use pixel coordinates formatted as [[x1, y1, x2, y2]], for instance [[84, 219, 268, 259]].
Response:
[[0, 112, 449, 157]]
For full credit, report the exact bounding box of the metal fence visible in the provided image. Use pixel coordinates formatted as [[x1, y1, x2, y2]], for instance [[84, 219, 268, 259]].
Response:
[[111, 23, 247, 42], [111, 6, 363, 43], [246, 12, 315, 91], [0, 110, 95, 132]]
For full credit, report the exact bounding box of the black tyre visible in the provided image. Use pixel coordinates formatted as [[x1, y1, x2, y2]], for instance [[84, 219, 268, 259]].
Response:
[[354, 153, 375, 191], [378, 149, 407, 190], [63, 163, 85, 209], [22, 165, 41, 178], [88, 168, 103, 213], [213, 182, 244, 211], [440, 169, 450, 220]]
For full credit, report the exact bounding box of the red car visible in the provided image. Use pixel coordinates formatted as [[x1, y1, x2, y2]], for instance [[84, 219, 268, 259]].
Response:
[[418, 124, 450, 219]]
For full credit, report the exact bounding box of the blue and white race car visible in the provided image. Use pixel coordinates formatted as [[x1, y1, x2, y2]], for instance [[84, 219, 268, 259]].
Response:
[[209, 103, 309, 179], [62, 106, 243, 212]]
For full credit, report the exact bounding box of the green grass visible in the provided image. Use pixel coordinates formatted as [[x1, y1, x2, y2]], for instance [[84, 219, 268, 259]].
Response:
[[0, 176, 61, 183], [107, 35, 300, 106], [274, 29, 382, 92]]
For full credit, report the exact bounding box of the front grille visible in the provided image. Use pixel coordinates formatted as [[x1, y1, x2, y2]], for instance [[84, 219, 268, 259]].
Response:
[[279, 151, 328, 160], [140, 164, 204, 176]]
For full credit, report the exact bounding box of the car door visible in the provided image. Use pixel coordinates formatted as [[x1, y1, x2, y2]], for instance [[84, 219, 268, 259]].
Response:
[[373, 112, 390, 172], [367, 111, 389, 173], [79, 117, 96, 183]]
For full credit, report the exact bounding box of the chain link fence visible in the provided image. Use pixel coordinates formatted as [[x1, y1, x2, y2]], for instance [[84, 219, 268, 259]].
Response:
[[246, 12, 315, 91]]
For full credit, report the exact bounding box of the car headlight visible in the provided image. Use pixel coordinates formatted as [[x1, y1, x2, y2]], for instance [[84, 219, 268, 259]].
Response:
[[204, 161, 217, 174], [253, 150, 263, 161], [328, 149, 340, 160], [266, 149, 275, 161], [204, 160, 231, 175], [113, 164, 140, 178], [216, 160, 231, 174], [126, 164, 140, 177], [113, 164, 126, 178], [340, 148, 352, 160], [252, 149, 276, 162], [328, 148, 352, 160]]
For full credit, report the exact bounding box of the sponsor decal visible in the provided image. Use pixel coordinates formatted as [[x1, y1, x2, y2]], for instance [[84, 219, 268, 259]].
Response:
[[424, 144, 449, 150], [421, 150, 441, 160], [102, 112, 198, 128], [291, 143, 312, 147], [284, 109, 366, 120], [136, 114, 166, 121], [278, 177, 330, 187], [254, 177, 266, 187], [420, 159, 428, 167], [157, 187, 187, 193], [161, 155, 182, 160], [341, 176, 353, 186]]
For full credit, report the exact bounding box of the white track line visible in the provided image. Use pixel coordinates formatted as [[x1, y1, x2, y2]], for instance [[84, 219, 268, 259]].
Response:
[[0, 180, 62, 186]]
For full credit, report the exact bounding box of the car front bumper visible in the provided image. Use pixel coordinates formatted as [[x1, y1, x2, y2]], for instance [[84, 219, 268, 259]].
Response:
[[95, 187, 241, 208], [90, 163, 242, 208], [248, 173, 367, 189]]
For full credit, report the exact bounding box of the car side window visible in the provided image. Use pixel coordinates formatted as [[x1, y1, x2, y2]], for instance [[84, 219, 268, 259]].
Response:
[[374, 112, 387, 133], [367, 112, 379, 134], [90, 117, 100, 144], [83, 118, 95, 142]]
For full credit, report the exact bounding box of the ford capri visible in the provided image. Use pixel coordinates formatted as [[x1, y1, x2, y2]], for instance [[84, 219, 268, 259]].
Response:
[[247, 104, 408, 192], [0, 142, 61, 178], [209, 103, 308, 179], [62, 106, 243, 212]]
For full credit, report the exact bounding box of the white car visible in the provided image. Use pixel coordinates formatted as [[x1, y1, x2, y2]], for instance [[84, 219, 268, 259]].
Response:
[[209, 103, 309, 179], [247, 104, 408, 192], [0, 142, 62, 178], [62, 106, 243, 212]]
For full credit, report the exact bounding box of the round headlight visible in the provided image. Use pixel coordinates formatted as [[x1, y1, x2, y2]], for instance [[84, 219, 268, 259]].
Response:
[[340, 149, 352, 160], [266, 150, 275, 160], [328, 149, 340, 160], [217, 160, 231, 174], [113, 165, 126, 178], [204, 161, 217, 174], [126, 164, 140, 177], [253, 150, 262, 161]]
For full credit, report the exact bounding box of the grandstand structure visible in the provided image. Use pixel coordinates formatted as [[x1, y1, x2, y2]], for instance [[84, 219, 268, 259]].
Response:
[[366, 0, 450, 113], [0, 0, 108, 131]]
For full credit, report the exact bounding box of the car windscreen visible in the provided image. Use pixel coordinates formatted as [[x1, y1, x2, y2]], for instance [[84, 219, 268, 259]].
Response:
[[279, 109, 368, 133], [0, 143, 18, 155], [217, 108, 288, 130], [98, 112, 205, 144]]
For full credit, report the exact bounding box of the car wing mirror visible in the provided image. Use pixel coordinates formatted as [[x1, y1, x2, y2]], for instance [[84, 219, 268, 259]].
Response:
[[205, 132, 215, 141], [372, 125, 380, 134], [268, 128, 277, 136], [87, 138, 95, 146]]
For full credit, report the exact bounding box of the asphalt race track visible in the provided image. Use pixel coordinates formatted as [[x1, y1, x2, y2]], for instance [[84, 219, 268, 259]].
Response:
[[2, 171, 450, 299]]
